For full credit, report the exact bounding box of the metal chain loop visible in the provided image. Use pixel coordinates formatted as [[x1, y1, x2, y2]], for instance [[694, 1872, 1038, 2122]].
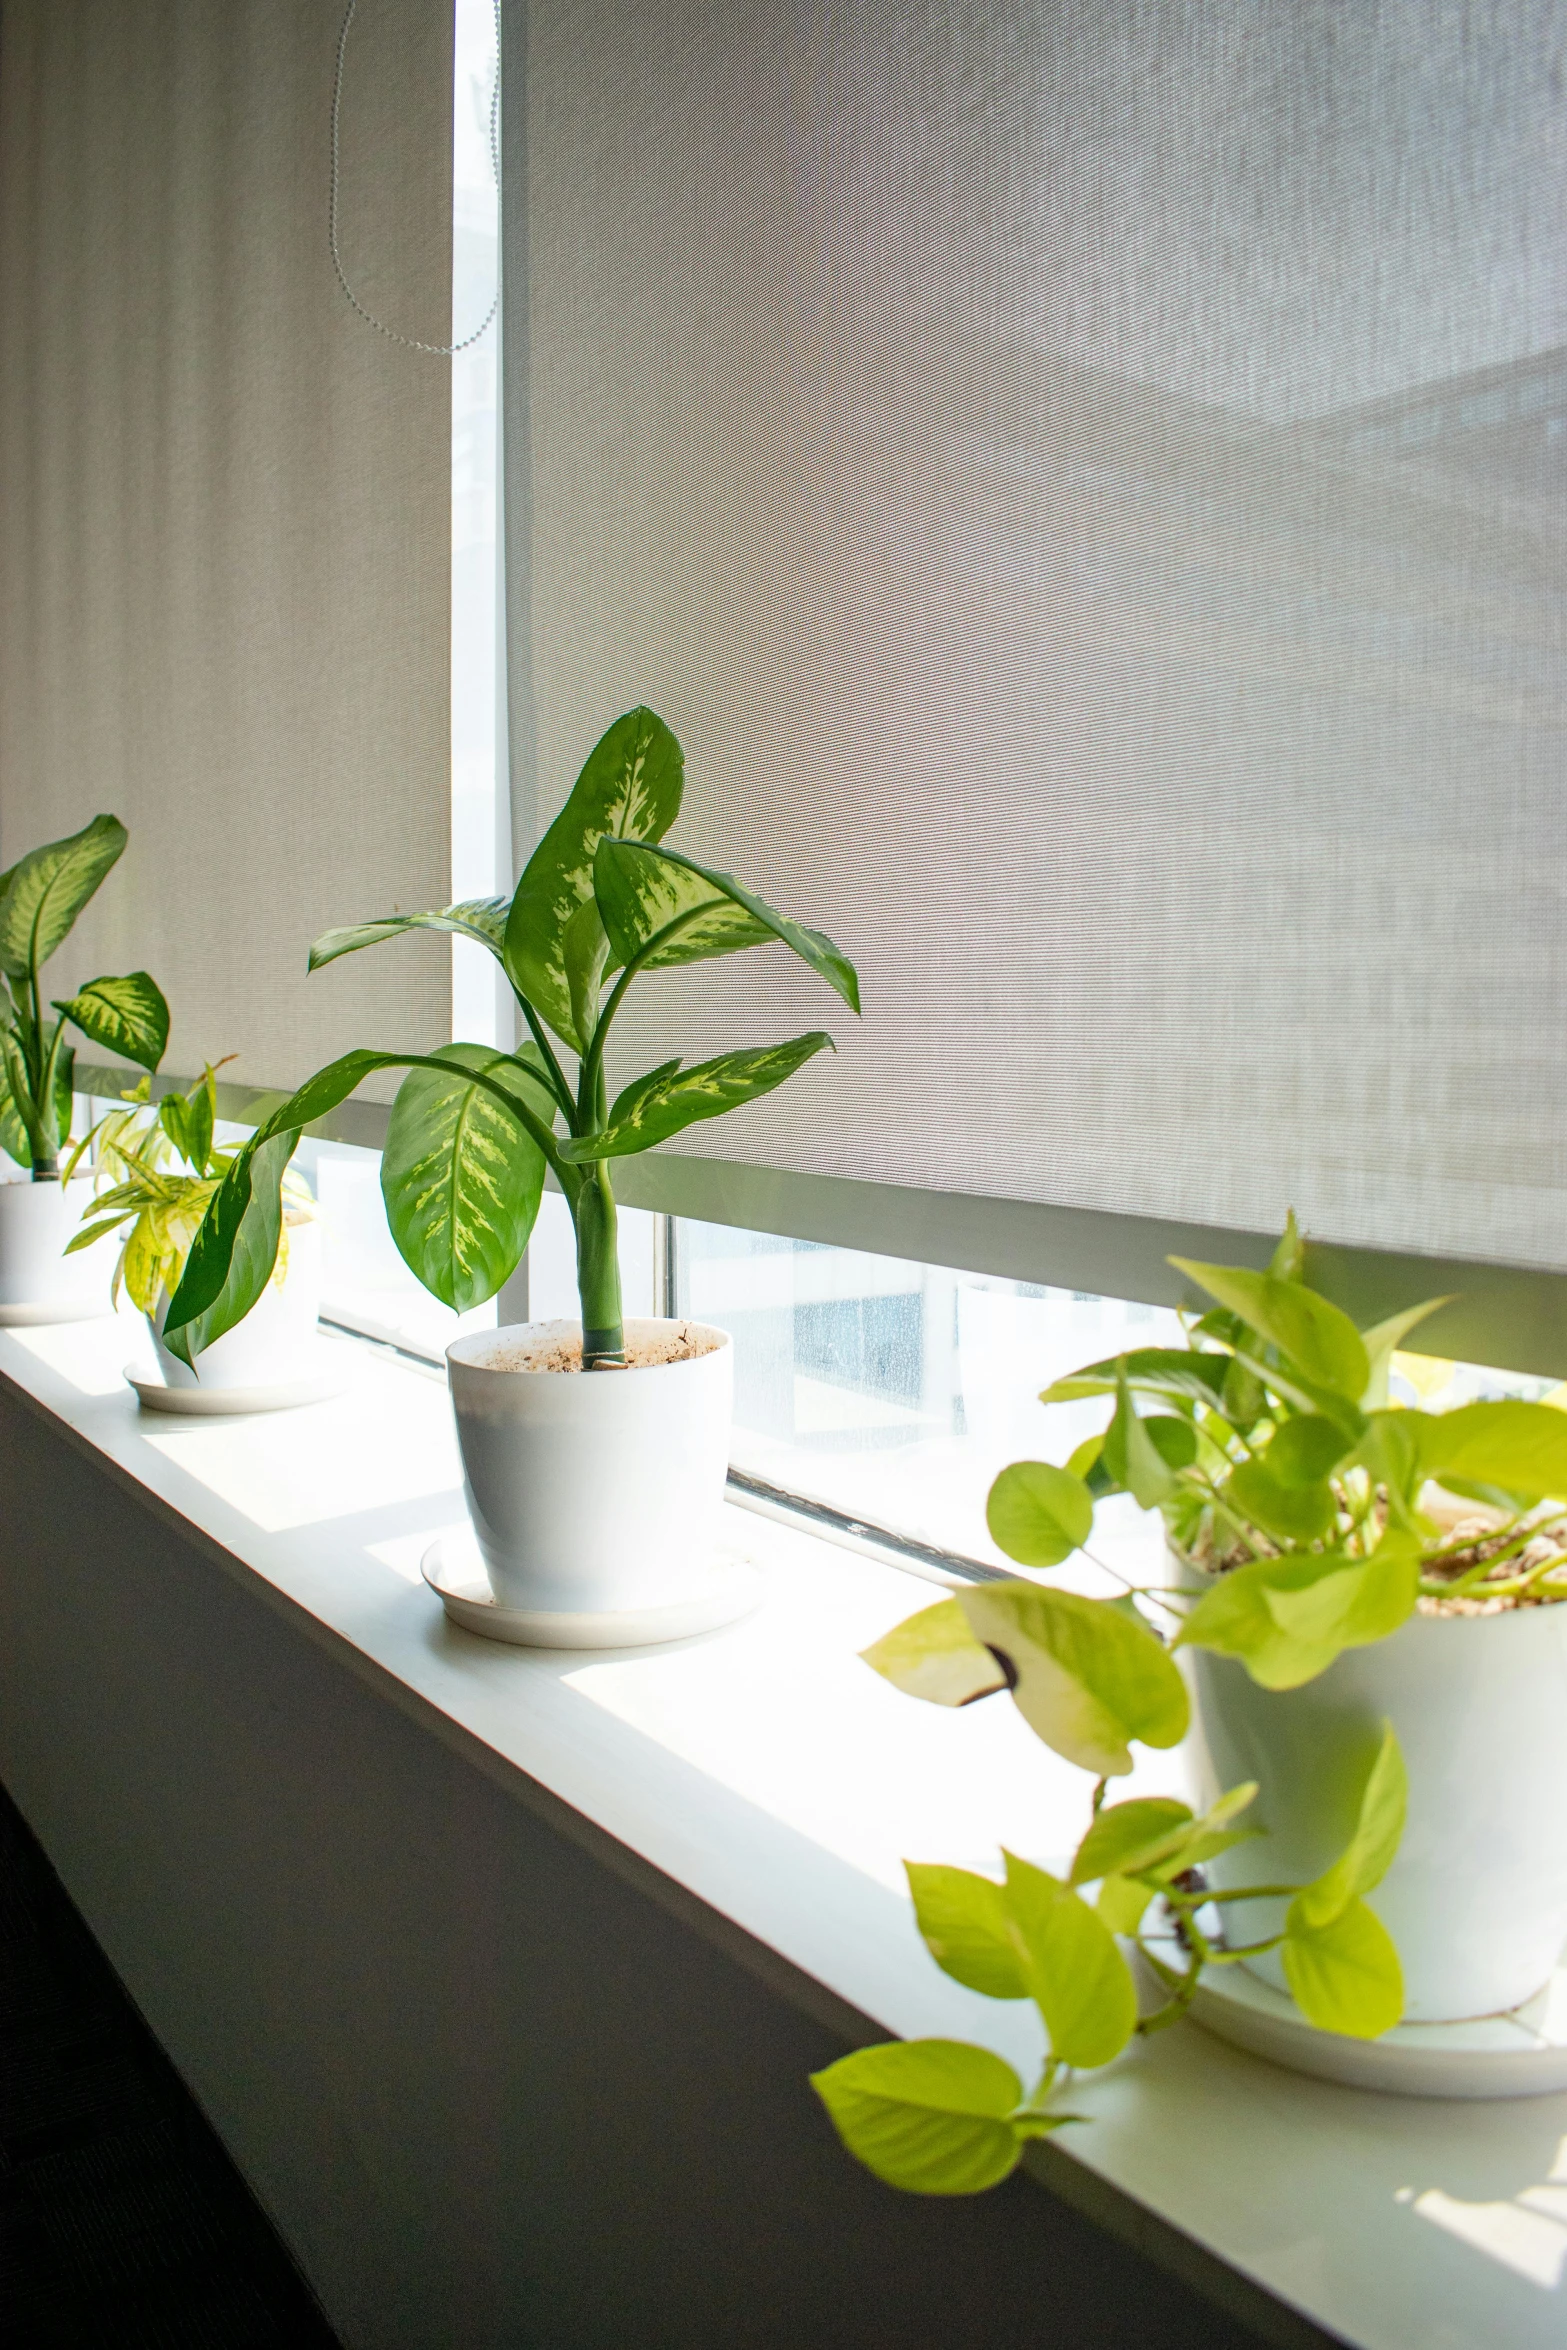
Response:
[[330, 0, 501, 355]]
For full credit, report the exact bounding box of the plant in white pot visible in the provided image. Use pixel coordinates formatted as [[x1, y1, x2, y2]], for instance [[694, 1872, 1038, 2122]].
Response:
[[65, 1063, 321, 1393], [811, 1218, 1567, 2194], [0, 815, 170, 1323], [163, 707, 858, 1620]]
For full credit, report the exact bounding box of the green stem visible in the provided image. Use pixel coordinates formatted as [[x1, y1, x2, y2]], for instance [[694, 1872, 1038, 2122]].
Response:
[[517, 997, 579, 1131], [578, 901, 717, 1120], [573, 1161, 624, 1367]]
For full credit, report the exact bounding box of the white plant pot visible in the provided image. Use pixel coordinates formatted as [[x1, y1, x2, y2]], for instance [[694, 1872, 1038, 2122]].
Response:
[[150, 1217, 323, 1389], [0, 1175, 117, 1323], [1180, 1548, 1567, 2021], [446, 1318, 733, 1615]]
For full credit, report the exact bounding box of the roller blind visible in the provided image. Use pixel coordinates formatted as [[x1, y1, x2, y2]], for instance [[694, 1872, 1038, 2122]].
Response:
[[0, 0, 455, 1101], [506, 0, 1567, 1289]]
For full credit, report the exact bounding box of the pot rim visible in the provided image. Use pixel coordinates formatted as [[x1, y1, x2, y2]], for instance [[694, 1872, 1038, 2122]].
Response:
[[447, 1315, 730, 1381]]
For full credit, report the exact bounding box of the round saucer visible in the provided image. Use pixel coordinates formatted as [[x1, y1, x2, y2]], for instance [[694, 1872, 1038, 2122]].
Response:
[[1169, 1939, 1567, 2099], [125, 1346, 350, 1416], [421, 1526, 764, 1650]]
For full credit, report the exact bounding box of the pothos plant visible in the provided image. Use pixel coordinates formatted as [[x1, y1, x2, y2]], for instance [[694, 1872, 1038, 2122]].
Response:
[[162, 709, 858, 1369], [811, 1215, 1567, 2196], [0, 816, 170, 1177], [62, 1063, 312, 1314]]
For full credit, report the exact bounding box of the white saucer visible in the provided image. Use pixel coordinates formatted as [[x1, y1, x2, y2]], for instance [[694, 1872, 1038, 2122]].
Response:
[[420, 1526, 764, 1650], [1167, 1938, 1567, 2099], [124, 1348, 351, 1416]]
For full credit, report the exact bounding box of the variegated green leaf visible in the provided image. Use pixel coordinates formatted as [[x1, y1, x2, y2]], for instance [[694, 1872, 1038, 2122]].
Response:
[[54, 971, 169, 1072], [308, 896, 512, 973], [0, 814, 126, 980], [959, 1583, 1189, 1776], [592, 838, 860, 1011], [504, 707, 685, 1048], [557, 1033, 833, 1161], [380, 1045, 553, 1312]]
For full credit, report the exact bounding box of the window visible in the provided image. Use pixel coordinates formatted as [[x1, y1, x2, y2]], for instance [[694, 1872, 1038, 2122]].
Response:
[[674, 1214, 1564, 1579]]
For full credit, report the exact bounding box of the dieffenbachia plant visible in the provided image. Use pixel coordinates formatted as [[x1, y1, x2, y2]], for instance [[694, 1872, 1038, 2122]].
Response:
[[62, 1062, 313, 1315], [0, 817, 170, 1177], [162, 708, 858, 1369], [814, 1215, 1567, 2195]]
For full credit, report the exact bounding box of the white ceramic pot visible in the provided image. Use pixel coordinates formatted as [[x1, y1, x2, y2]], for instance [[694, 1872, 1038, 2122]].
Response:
[[446, 1318, 733, 1615], [0, 1175, 118, 1323], [150, 1217, 323, 1389], [1181, 1549, 1567, 2021]]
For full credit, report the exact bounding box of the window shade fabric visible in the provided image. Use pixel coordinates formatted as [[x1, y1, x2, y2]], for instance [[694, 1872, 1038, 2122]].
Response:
[[506, 0, 1567, 1282], [0, 0, 455, 1102]]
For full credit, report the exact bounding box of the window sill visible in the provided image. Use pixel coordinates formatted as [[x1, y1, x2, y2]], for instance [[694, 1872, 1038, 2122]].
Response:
[[0, 1315, 1561, 2350]]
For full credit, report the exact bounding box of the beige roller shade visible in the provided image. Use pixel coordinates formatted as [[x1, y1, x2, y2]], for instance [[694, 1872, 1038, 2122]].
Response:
[[0, 0, 455, 1101], [508, 0, 1567, 1285]]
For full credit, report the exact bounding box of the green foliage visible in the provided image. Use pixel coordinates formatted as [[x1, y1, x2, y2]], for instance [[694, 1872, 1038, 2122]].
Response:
[[63, 1064, 310, 1318], [958, 1582, 1189, 1775], [0, 816, 167, 1177], [985, 1460, 1095, 1567], [380, 1045, 553, 1312], [810, 2040, 1065, 2195], [166, 710, 858, 1370]]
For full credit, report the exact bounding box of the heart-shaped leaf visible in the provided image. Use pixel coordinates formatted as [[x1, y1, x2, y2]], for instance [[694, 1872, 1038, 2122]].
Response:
[[1178, 1543, 1419, 1690], [54, 972, 169, 1073], [558, 1033, 833, 1161], [1101, 1364, 1179, 1508], [1002, 1854, 1138, 2067], [959, 1583, 1189, 1775], [1282, 1897, 1404, 2038], [985, 1461, 1094, 1568], [1417, 1400, 1567, 1507], [504, 708, 685, 1048], [859, 1599, 1008, 1708], [593, 837, 860, 1011], [380, 1045, 554, 1311], [905, 1865, 1027, 2000], [1357, 1295, 1453, 1408], [1069, 1798, 1195, 1887], [1295, 1725, 1407, 1930], [1265, 1414, 1353, 1487], [1168, 1258, 1369, 1404], [810, 2040, 1053, 2195], [1226, 1460, 1337, 1544], [1040, 1349, 1230, 1409], [0, 814, 126, 980]]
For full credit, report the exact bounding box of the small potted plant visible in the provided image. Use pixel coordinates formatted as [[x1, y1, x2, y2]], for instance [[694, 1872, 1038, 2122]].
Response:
[[163, 708, 858, 1620], [811, 1218, 1567, 2194], [0, 815, 169, 1322], [66, 1062, 323, 1400]]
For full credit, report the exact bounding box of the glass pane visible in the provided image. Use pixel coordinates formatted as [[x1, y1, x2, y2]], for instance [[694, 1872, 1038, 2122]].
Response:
[[675, 1215, 1563, 1584]]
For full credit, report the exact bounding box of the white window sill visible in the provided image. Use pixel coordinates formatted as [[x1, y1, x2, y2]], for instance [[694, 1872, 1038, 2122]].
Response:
[[1, 1314, 1563, 2350]]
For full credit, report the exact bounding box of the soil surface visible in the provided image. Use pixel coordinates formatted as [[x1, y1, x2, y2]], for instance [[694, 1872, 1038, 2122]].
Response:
[[1183, 1495, 1566, 1616], [475, 1320, 723, 1374]]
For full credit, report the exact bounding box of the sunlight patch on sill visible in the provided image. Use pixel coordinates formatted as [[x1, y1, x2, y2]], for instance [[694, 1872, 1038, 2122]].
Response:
[[1400, 2139, 1567, 2292]]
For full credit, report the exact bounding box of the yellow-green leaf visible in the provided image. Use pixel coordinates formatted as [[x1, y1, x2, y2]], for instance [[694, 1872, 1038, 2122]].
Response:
[[1168, 1258, 1369, 1403], [1178, 1545, 1418, 1690], [1282, 1897, 1404, 2038], [986, 1460, 1094, 1568], [905, 1864, 1027, 2000], [1002, 1854, 1138, 2068], [859, 1600, 1008, 1708], [1295, 1725, 1407, 1930], [809, 2040, 1034, 2195], [959, 1583, 1189, 1775]]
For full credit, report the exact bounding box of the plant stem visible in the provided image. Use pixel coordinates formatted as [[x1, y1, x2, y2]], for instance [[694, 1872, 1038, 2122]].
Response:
[[573, 1161, 624, 1366]]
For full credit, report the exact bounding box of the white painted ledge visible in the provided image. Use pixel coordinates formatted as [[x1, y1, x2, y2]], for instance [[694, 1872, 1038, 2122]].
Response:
[[2, 1314, 1565, 2350]]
